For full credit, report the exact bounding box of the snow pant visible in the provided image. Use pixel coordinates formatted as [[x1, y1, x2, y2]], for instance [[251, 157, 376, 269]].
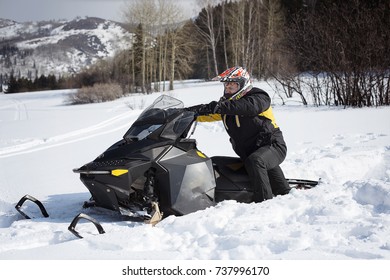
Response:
[[244, 142, 291, 202]]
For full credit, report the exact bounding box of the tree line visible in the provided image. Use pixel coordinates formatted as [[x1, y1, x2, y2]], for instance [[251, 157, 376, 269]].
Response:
[[4, 0, 389, 107], [280, 0, 390, 107], [3, 74, 68, 93], [109, 0, 390, 107]]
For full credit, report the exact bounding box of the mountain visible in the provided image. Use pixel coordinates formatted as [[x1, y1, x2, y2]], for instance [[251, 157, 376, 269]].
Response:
[[0, 17, 133, 80]]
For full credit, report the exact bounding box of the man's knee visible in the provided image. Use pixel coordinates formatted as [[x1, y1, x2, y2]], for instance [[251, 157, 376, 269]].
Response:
[[245, 152, 267, 170]]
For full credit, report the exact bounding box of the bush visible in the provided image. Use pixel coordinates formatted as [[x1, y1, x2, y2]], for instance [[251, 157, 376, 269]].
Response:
[[277, 0, 390, 107], [67, 83, 124, 104]]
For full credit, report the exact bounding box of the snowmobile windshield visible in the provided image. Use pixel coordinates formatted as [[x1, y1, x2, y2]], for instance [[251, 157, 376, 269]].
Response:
[[138, 95, 184, 119], [123, 95, 194, 142]]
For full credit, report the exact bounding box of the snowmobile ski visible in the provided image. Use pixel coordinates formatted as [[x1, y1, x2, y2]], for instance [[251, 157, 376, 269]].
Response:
[[68, 213, 105, 239], [15, 194, 49, 219], [67, 200, 162, 238]]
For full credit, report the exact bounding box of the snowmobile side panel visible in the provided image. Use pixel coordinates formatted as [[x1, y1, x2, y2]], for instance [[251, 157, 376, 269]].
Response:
[[157, 146, 216, 216], [77, 155, 154, 213], [80, 177, 122, 211]]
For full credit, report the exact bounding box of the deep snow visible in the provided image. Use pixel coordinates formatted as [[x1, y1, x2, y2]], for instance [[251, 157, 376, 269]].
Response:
[[1, 80, 390, 270]]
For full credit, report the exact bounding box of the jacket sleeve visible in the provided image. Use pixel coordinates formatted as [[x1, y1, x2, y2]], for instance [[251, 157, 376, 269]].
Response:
[[219, 89, 271, 116]]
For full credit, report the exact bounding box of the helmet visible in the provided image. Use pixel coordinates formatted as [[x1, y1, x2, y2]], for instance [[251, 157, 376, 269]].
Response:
[[215, 66, 253, 100]]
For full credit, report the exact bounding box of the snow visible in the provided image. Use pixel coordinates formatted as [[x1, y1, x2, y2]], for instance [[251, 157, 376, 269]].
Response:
[[0, 80, 389, 277], [15, 20, 131, 55]]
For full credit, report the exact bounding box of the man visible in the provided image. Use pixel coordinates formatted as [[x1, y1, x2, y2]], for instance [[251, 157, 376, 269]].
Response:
[[188, 66, 290, 202]]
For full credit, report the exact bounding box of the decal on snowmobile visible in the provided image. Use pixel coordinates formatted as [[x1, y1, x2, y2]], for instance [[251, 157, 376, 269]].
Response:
[[196, 150, 207, 158], [111, 169, 129, 176]]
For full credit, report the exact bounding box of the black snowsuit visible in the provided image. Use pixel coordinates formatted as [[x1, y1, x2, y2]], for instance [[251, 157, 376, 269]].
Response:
[[193, 87, 291, 202]]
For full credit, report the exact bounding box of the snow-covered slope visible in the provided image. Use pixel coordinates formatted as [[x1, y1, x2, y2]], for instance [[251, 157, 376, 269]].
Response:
[[0, 17, 132, 78], [0, 79, 389, 277]]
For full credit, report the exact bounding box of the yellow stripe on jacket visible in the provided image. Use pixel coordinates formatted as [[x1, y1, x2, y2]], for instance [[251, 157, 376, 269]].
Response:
[[197, 114, 222, 122], [259, 106, 278, 128], [196, 106, 278, 129]]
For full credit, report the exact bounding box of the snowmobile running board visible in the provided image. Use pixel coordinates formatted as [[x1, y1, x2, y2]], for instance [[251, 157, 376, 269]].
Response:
[[15, 194, 49, 219], [287, 178, 320, 189]]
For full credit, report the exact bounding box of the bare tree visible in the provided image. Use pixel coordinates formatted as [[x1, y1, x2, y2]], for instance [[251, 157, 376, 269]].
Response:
[[221, 2, 229, 69], [195, 0, 222, 77], [281, 0, 390, 107], [123, 0, 186, 92], [262, 0, 286, 77], [158, 0, 185, 90], [123, 0, 157, 92]]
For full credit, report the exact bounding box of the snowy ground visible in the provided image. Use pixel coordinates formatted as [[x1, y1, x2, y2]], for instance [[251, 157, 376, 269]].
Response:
[[0, 80, 390, 277]]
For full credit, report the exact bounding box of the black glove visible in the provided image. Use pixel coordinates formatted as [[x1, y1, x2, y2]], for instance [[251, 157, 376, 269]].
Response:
[[212, 97, 227, 114], [212, 101, 221, 114], [185, 99, 226, 115], [185, 102, 215, 116]]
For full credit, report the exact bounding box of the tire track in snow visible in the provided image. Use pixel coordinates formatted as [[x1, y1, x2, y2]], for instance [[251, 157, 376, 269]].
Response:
[[13, 98, 29, 121], [0, 111, 138, 159], [0, 97, 29, 121]]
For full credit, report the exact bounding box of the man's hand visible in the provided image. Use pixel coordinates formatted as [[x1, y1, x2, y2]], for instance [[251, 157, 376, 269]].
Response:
[[185, 103, 214, 115]]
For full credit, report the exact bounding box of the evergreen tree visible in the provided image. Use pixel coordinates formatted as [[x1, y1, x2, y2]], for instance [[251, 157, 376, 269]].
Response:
[[133, 23, 146, 92], [6, 74, 18, 93]]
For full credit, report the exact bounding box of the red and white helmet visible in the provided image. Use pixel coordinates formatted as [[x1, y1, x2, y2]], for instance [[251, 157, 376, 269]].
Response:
[[215, 66, 253, 100]]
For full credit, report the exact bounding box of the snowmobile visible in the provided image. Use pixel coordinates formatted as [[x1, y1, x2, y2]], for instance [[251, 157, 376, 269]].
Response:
[[15, 95, 318, 238]]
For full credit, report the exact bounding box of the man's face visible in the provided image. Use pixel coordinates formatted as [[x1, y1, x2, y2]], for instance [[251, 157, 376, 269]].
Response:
[[224, 82, 239, 95]]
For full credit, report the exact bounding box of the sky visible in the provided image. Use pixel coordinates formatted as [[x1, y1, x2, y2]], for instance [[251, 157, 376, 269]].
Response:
[[0, 0, 200, 23]]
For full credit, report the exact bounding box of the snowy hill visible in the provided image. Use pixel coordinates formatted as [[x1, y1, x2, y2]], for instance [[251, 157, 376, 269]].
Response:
[[0, 80, 389, 278], [0, 17, 132, 79]]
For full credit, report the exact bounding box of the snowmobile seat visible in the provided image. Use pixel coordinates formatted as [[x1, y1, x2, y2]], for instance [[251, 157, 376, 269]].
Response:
[[211, 156, 253, 203]]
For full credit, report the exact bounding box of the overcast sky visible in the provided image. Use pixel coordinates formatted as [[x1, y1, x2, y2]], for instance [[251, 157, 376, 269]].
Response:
[[0, 0, 200, 22]]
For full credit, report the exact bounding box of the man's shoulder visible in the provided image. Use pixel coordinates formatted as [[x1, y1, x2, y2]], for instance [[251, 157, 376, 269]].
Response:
[[248, 87, 270, 97]]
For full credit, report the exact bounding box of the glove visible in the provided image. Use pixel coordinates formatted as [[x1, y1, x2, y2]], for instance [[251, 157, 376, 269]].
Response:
[[212, 97, 228, 114], [185, 102, 215, 116], [185, 99, 226, 116], [212, 101, 221, 114]]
